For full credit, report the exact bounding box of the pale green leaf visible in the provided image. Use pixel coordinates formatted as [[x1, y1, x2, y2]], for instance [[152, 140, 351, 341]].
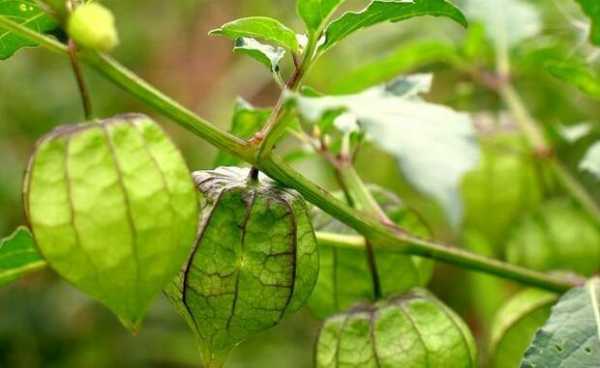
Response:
[[333, 40, 460, 94], [233, 37, 285, 72], [297, 0, 345, 32], [210, 16, 299, 53], [213, 99, 271, 167], [521, 278, 600, 367], [580, 141, 600, 179], [489, 288, 558, 368], [0, 0, 58, 60], [293, 74, 480, 226], [547, 61, 600, 100], [0, 227, 46, 286], [463, 0, 541, 48], [575, 0, 600, 45], [319, 0, 468, 52]]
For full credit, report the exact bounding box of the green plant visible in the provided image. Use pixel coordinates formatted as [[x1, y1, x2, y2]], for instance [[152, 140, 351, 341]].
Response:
[[1, 0, 600, 367]]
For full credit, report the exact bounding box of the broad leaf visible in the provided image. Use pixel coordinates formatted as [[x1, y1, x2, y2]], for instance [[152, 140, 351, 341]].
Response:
[[580, 141, 600, 180], [210, 16, 299, 53], [214, 99, 271, 167], [319, 0, 468, 52], [333, 40, 460, 94], [521, 278, 600, 367], [489, 288, 558, 368], [0, 227, 46, 286], [233, 37, 285, 72], [464, 0, 541, 48], [297, 0, 345, 33], [293, 74, 480, 226], [0, 0, 58, 60], [547, 61, 600, 100], [575, 0, 600, 45]]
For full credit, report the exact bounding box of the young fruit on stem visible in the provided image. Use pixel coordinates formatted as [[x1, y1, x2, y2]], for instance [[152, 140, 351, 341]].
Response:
[[165, 167, 319, 367], [67, 3, 119, 52]]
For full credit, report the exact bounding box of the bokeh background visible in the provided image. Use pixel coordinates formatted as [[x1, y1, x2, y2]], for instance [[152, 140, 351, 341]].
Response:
[[1, 0, 599, 367]]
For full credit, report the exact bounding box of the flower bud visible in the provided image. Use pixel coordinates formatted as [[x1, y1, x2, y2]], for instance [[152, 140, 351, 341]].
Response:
[[67, 3, 119, 52]]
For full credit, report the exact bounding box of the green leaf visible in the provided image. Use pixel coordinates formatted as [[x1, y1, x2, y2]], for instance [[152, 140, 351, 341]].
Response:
[[0, 227, 46, 286], [297, 0, 345, 33], [309, 185, 434, 319], [24, 114, 199, 331], [316, 289, 477, 367], [165, 167, 319, 367], [293, 74, 480, 226], [233, 37, 285, 73], [0, 0, 58, 60], [213, 99, 271, 167], [464, 0, 541, 48], [489, 288, 558, 368], [547, 61, 600, 100], [319, 0, 468, 52], [210, 16, 299, 53], [580, 141, 600, 180], [521, 278, 600, 367], [575, 0, 600, 45], [332, 40, 461, 94], [506, 199, 600, 276]]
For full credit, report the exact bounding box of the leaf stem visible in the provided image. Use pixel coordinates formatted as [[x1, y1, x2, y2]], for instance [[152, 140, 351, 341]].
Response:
[[499, 83, 600, 220], [67, 40, 93, 119], [1, 15, 581, 293]]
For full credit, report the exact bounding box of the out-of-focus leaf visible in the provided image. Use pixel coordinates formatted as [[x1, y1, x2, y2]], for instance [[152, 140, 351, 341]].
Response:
[[575, 0, 600, 45], [547, 61, 600, 100], [214, 99, 271, 167], [0, 227, 46, 287], [506, 199, 600, 276], [464, 0, 541, 48], [294, 74, 480, 226], [210, 16, 299, 52], [489, 288, 558, 368], [297, 0, 345, 33], [580, 141, 600, 179], [0, 0, 58, 60], [521, 278, 600, 367], [333, 40, 461, 94], [461, 133, 543, 246], [233, 37, 285, 72], [319, 0, 467, 52]]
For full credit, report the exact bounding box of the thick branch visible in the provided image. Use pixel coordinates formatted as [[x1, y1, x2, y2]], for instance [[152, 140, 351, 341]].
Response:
[[0, 15, 581, 293]]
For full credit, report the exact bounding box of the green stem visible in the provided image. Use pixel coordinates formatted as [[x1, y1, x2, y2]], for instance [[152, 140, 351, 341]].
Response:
[[499, 83, 600, 220], [0, 15, 581, 293]]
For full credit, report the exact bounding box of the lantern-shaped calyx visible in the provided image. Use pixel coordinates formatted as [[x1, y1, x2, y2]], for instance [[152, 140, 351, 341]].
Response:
[[24, 114, 199, 331], [166, 167, 319, 367], [316, 289, 477, 368]]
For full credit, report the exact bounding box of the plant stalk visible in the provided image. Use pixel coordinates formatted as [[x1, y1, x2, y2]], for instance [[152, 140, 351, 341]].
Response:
[[0, 15, 581, 293], [67, 40, 93, 119]]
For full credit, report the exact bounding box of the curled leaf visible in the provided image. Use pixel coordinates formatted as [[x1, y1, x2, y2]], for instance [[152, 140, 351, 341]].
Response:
[[24, 114, 199, 331]]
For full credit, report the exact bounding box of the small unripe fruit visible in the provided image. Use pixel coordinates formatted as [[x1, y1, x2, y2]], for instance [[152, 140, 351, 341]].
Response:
[[67, 3, 119, 52], [316, 289, 477, 368], [165, 167, 319, 367]]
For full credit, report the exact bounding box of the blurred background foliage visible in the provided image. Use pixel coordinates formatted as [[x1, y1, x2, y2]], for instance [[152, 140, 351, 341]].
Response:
[[1, 0, 600, 367]]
